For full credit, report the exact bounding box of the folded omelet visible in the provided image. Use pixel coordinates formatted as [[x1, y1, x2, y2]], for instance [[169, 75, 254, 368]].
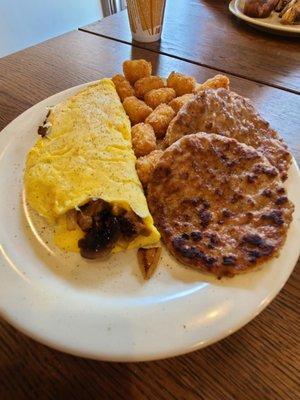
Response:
[[24, 79, 160, 256]]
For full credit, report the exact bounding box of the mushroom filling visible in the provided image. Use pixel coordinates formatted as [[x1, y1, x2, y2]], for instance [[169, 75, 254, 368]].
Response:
[[71, 199, 150, 259]]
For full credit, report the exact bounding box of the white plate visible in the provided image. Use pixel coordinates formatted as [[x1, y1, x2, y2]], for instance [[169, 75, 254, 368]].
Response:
[[229, 0, 300, 36], [0, 82, 299, 362]]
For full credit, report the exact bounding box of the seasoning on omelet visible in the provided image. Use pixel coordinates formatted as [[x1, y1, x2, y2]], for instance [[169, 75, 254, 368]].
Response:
[[24, 78, 160, 258]]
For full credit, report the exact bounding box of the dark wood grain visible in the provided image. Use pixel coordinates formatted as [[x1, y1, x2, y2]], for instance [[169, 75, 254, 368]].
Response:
[[80, 0, 300, 94], [0, 30, 299, 400]]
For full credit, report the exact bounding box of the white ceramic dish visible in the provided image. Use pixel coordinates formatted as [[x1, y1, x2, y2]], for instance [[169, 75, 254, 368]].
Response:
[[229, 0, 300, 36], [0, 82, 299, 362]]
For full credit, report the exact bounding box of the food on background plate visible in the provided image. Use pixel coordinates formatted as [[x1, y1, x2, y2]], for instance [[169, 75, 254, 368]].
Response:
[[280, 0, 300, 24], [276, 0, 292, 11], [244, 0, 279, 18], [243, 0, 300, 24], [165, 88, 291, 180], [147, 133, 294, 277], [276, 0, 290, 10], [131, 123, 157, 157], [24, 79, 160, 260]]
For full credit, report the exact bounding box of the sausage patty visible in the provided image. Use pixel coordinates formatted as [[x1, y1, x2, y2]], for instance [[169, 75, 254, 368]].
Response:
[[164, 89, 291, 180], [148, 133, 294, 277]]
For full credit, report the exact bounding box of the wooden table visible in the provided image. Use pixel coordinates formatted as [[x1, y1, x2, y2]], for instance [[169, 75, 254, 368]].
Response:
[[81, 0, 300, 94], [0, 3, 299, 399]]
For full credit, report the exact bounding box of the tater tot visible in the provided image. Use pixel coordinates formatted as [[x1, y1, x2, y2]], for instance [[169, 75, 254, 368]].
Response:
[[112, 74, 125, 86], [167, 71, 196, 96], [144, 87, 176, 109], [134, 76, 165, 99], [123, 96, 153, 125], [112, 74, 135, 102], [194, 74, 230, 92], [169, 93, 195, 113], [145, 104, 175, 139], [136, 150, 164, 186], [123, 59, 152, 85], [131, 123, 157, 157]]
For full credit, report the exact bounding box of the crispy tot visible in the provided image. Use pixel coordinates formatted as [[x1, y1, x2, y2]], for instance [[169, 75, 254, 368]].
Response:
[[169, 93, 195, 113], [131, 123, 157, 157], [145, 87, 176, 109], [118, 82, 135, 102], [134, 76, 165, 99], [167, 71, 196, 96], [112, 74, 125, 86], [195, 74, 230, 92], [123, 59, 152, 85], [112, 74, 135, 102], [136, 150, 164, 186], [123, 96, 153, 125], [145, 104, 176, 139]]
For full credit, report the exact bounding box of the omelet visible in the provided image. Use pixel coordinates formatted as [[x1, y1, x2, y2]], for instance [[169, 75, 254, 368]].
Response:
[[24, 79, 160, 257]]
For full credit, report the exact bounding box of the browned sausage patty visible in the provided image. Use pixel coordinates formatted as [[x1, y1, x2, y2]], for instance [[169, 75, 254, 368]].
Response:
[[148, 133, 294, 277], [164, 89, 291, 180]]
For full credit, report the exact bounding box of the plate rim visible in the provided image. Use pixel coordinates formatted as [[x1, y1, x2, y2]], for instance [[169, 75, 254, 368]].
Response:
[[0, 81, 299, 362]]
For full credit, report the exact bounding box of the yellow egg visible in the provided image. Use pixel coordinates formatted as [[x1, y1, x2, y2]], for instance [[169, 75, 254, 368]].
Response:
[[24, 79, 160, 253]]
